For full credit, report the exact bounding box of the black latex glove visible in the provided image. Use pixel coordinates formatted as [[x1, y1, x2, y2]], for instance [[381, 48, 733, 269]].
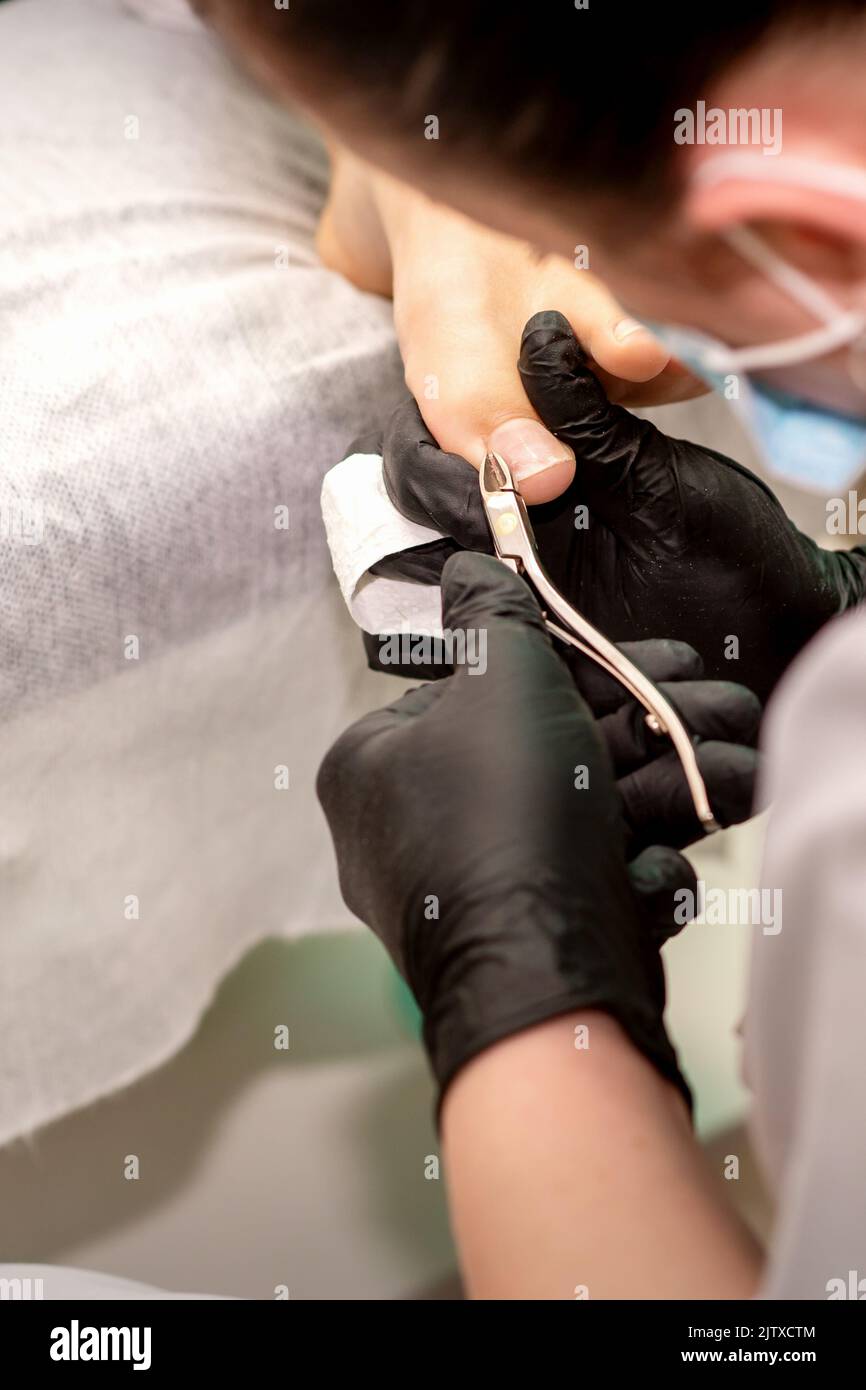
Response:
[[317, 552, 760, 1111], [364, 312, 866, 704]]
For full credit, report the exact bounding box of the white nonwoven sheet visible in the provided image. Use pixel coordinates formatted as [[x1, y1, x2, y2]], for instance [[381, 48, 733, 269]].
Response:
[[0, 0, 404, 1144], [320, 453, 446, 636]]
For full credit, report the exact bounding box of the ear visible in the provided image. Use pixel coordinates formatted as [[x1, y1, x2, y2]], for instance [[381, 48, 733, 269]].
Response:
[[681, 150, 866, 283]]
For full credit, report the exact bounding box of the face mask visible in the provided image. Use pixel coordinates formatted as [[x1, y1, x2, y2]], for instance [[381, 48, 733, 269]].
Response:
[[646, 153, 866, 494]]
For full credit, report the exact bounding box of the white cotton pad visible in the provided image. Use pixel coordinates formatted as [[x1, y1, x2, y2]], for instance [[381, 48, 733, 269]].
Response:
[[321, 453, 446, 636]]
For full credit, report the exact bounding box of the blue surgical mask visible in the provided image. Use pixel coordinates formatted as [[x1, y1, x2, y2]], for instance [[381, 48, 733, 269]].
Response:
[[645, 154, 866, 494]]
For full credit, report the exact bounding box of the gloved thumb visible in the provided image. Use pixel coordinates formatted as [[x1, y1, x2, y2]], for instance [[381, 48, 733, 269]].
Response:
[[518, 310, 654, 486], [440, 551, 547, 638], [627, 844, 697, 943]]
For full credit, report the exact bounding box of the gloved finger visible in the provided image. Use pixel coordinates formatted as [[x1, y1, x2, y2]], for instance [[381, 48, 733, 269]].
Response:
[[627, 844, 697, 943], [369, 536, 461, 588], [619, 741, 759, 854], [362, 628, 455, 682], [571, 639, 704, 715], [599, 679, 762, 774], [518, 310, 659, 485], [380, 397, 491, 552], [438, 554, 601, 777], [440, 549, 549, 638]]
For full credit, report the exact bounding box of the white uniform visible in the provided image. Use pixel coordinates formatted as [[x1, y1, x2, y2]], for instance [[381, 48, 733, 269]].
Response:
[[748, 605, 866, 1299]]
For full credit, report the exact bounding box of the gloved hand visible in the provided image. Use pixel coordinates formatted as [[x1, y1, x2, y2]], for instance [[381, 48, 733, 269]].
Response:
[[317, 552, 760, 1111], [366, 312, 866, 703]]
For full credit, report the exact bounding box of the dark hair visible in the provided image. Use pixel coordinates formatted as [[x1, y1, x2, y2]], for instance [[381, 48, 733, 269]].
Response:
[[217, 2, 862, 213]]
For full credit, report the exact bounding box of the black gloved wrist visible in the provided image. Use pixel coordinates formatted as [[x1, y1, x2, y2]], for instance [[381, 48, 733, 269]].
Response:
[[421, 887, 690, 1114]]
